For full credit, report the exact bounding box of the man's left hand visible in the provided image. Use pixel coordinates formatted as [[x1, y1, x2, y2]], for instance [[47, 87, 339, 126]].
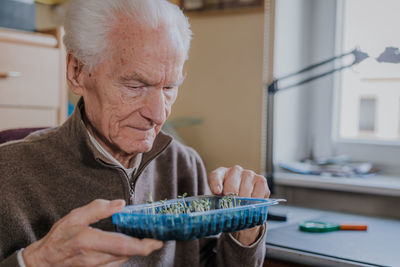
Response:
[[208, 165, 270, 246]]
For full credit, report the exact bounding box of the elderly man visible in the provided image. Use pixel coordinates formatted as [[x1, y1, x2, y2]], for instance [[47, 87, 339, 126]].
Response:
[[0, 0, 269, 266]]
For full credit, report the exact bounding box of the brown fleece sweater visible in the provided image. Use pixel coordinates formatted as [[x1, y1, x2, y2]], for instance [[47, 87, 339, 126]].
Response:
[[0, 101, 266, 267]]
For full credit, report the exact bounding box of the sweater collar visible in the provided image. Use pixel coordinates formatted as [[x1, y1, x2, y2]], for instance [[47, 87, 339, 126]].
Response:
[[61, 98, 173, 174]]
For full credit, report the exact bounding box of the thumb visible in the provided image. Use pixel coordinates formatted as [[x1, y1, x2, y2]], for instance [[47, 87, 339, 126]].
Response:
[[66, 199, 126, 226]]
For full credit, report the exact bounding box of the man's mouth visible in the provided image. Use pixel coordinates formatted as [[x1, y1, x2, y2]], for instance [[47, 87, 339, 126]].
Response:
[[129, 126, 153, 131]]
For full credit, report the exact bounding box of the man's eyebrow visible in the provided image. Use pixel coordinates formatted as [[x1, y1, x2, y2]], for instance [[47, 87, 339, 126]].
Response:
[[119, 73, 151, 84], [119, 73, 186, 87]]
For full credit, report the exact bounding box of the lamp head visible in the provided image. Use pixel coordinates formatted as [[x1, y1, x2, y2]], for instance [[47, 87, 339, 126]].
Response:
[[352, 48, 369, 65], [376, 47, 400, 63]]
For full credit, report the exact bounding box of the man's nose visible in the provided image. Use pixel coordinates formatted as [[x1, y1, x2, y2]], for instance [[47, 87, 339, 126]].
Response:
[[142, 88, 166, 125]]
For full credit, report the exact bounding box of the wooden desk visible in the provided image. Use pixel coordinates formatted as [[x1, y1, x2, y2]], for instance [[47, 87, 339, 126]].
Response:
[[264, 205, 400, 267]]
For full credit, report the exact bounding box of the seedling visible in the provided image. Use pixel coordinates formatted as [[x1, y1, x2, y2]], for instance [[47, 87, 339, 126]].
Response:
[[147, 192, 155, 215], [147, 192, 242, 215]]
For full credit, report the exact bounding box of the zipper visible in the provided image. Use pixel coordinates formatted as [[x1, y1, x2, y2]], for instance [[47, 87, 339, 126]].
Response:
[[97, 159, 135, 204], [94, 133, 173, 205], [129, 137, 173, 193], [128, 182, 135, 204], [115, 167, 136, 204], [118, 168, 135, 204]]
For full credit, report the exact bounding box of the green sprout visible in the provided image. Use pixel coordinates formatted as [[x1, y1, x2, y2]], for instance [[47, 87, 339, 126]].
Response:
[[220, 193, 240, 210], [147, 192, 241, 215], [147, 192, 155, 215], [178, 192, 188, 210]]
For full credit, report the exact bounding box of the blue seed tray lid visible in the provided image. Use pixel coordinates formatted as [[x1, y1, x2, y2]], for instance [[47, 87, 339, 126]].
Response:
[[112, 195, 285, 241]]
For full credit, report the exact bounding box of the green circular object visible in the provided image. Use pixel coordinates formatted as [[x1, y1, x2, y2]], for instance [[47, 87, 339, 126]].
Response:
[[299, 221, 340, 233]]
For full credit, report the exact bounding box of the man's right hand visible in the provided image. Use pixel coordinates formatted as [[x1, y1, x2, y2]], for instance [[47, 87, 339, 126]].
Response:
[[22, 199, 163, 267]]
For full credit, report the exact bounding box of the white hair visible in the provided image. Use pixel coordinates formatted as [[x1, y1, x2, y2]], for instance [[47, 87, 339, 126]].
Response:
[[63, 0, 192, 71]]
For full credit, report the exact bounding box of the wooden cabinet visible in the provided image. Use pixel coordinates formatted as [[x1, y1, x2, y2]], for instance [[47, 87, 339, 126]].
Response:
[[0, 27, 67, 130]]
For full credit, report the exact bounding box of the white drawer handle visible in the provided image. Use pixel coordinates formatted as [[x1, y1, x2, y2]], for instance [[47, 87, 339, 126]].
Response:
[[0, 72, 22, 79]]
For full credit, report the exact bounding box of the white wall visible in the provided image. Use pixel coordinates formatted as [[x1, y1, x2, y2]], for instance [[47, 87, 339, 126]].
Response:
[[308, 0, 337, 158], [274, 0, 313, 164], [274, 0, 336, 164]]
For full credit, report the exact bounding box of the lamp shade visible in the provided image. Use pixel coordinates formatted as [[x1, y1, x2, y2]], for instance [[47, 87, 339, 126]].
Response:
[[376, 47, 400, 63]]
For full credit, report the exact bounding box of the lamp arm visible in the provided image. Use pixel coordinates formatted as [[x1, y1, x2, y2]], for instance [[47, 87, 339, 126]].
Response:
[[268, 48, 367, 94], [278, 62, 354, 91], [275, 50, 354, 82]]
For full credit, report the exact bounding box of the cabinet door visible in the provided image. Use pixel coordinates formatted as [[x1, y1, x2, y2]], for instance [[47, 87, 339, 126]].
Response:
[[0, 41, 59, 108], [0, 107, 57, 130]]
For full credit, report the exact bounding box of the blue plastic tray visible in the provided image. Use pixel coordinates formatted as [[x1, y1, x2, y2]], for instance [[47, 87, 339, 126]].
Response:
[[112, 196, 284, 241]]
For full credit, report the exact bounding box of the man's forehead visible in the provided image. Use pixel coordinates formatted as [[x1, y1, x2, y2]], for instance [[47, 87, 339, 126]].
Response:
[[104, 17, 185, 84], [109, 16, 184, 58], [110, 16, 171, 45], [119, 69, 184, 86]]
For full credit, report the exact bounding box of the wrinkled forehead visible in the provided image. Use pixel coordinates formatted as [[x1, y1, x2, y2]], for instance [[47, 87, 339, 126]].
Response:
[[108, 16, 185, 62], [100, 18, 185, 84]]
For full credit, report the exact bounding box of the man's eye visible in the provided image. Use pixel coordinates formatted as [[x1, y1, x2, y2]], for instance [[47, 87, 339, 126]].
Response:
[[163, 86, 175, 90], [127, 86, 143, 90], [125, 86, 146, 95]]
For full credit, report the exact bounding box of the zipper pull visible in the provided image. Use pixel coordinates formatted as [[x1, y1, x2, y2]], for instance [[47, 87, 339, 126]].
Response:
[[129, 189, 135, 204]]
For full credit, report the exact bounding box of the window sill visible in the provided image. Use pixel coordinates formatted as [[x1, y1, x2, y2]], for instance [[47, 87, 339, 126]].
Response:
[[274, 171, 400, 197]]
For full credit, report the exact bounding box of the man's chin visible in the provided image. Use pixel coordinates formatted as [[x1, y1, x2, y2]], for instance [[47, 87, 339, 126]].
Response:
[[112, 129, 159, 155], [120, 139, 155, 154]]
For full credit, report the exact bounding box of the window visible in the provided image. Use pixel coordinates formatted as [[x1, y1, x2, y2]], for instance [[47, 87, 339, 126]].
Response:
[[337, 0, 400, 143], [274, 0, 400, 175], [327, 0, 400, 174]]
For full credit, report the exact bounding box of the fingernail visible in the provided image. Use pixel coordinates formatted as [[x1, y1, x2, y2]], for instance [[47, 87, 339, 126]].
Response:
[[216, 185, 222, 194], [110, 199, 125, 208], [153, 241, 163, 250]]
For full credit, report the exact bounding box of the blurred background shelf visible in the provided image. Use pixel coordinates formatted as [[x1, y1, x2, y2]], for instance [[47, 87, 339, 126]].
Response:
[[171, 0, 265, 15]]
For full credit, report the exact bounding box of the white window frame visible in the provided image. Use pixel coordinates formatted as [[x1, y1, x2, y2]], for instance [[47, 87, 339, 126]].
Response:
[[329, 0, 400, 175]]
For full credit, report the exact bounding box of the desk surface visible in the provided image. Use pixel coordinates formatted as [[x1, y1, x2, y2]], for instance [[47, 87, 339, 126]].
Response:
[[266, 205, 400, 267]]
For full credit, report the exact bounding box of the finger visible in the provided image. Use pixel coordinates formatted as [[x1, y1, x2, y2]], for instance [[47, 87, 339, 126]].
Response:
[[101, 258, 130, 267], [251, 176, 270, 199], [238, 170, 255, 198], [64, 250, 128, 267], [71, 228, 163, 257], [208, 167, 228, 194], [222, 165, 243, 195], [99, 256, 129, 267], [64, 199, 126, 226]]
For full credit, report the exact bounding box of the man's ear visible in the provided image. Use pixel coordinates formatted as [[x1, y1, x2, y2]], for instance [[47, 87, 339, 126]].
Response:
[[66, 53, 86, 96]]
